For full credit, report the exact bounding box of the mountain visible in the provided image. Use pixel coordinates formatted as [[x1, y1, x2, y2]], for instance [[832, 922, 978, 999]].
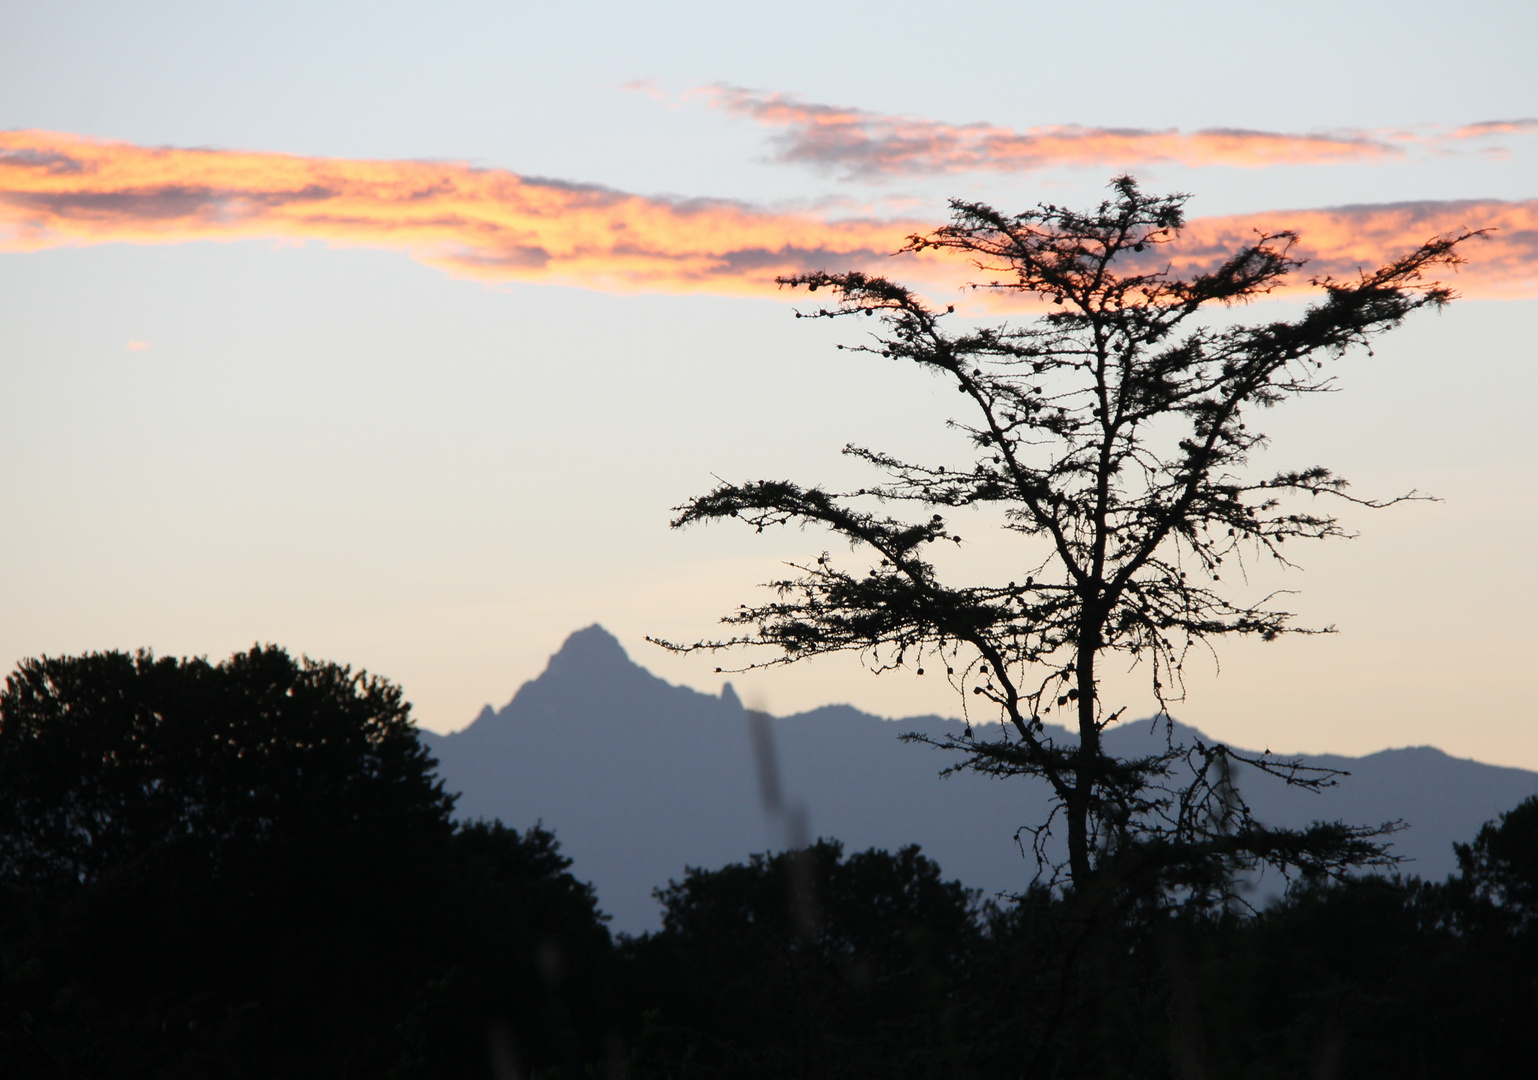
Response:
[[421, 625, 1538, 932]]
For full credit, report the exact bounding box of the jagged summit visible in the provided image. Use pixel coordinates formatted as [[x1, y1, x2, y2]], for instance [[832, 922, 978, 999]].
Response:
[[544, 623, 633, 679], [454, 624, 741, 736]]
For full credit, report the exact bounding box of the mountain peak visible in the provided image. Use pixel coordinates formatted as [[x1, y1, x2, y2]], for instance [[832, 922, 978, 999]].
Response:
[[544, 624, 632, 679], [452, 623, 751, 751], [478, 623, 709, 723]]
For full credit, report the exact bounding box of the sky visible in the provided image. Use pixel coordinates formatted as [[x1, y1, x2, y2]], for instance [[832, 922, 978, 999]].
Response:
[[2, 0, 1536, 767]]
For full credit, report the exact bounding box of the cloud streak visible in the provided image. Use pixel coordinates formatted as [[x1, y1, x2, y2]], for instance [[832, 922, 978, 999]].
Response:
[[702, 86, 1538, 178], [1, 130, 1534, 300], [0, 130, 919, 296], [1164, 200, 1538, 299]]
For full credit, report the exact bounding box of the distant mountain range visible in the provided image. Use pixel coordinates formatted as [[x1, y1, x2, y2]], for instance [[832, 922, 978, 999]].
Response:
[[421, 625, 1538, 933]]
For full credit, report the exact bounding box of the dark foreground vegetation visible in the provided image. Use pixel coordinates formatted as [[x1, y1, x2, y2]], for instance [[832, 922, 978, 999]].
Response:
[[0, 649, 615, 1079], [3, 649, 1535, 1079]]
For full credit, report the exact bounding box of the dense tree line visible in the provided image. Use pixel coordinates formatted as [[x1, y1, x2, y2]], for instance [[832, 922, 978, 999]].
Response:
[[3, 647, 1534, 1078], [0, 649, 617, 1079], [622, 811, 1537, 1080]]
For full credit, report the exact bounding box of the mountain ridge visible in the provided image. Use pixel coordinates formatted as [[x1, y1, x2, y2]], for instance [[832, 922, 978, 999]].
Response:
[[423, 625, 1538, 931]]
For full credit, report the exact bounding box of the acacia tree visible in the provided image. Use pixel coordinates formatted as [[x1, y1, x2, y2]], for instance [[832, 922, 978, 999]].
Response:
[[660, 177, 1476, 907]]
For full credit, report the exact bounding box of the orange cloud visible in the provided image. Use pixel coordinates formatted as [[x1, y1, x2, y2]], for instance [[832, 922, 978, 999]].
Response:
[[1157, 200, 1538, 300], [0, 130, 1533, 300], [702, 86, 1538, 178], [1435, 118, 1538, 142], [0, 130, 923, 296]]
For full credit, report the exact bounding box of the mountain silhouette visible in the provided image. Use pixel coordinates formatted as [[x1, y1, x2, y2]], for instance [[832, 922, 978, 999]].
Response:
[[422, 625, 1538, 931]]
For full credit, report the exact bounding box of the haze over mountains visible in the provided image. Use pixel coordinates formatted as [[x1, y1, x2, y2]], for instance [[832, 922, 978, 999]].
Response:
[[421, 626, 1538, 932]]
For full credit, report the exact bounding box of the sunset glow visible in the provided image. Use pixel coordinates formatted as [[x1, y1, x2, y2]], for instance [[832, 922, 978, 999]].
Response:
[[4, 0, 1537, 779], [703, 86, 1538, 178], [2, 130, 1534, 299], [0, 130, 919, 296]]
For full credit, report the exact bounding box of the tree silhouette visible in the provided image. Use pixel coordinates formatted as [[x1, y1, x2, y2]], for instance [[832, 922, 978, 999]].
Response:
[[660, 176, 1478, 910], [0, 647, 617, 1079], [617, 812, 1538, 1079], [1450, 793, 1538, 930], [625, 840, 986, 1079], [0, 646, 454, 892]]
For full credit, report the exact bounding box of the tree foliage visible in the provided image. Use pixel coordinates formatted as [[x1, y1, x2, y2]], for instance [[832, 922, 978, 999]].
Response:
[[1451, 792, 1538, 929], [3, 643, 1532, 1076], [620, 802, 1538, 1079], [624, 840, 987, 1079], [0, 647, 617, 1079], [0, 646, 453, 891], [661, 176, 1476, 902]]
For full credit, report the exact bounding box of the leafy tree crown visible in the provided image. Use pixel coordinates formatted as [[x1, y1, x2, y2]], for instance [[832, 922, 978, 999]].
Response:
[[0, 645, 456, 889]]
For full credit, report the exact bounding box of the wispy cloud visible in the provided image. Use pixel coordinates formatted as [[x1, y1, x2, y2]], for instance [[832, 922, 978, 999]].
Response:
[[0, 131, 919, 296], [1119, 199, 1537, 300], [700, 85, 1538, 178], [619, 78, 668, 102], [1440, 119, 1538, 141], [1, 131, 1533, 299]]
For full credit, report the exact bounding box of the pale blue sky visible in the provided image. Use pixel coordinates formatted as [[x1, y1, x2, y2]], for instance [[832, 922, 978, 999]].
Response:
[[2, 0, 1535, 765]]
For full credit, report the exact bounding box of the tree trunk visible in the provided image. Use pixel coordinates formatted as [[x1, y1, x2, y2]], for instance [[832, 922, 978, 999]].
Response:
[[1068, 632, 1100, 890]]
